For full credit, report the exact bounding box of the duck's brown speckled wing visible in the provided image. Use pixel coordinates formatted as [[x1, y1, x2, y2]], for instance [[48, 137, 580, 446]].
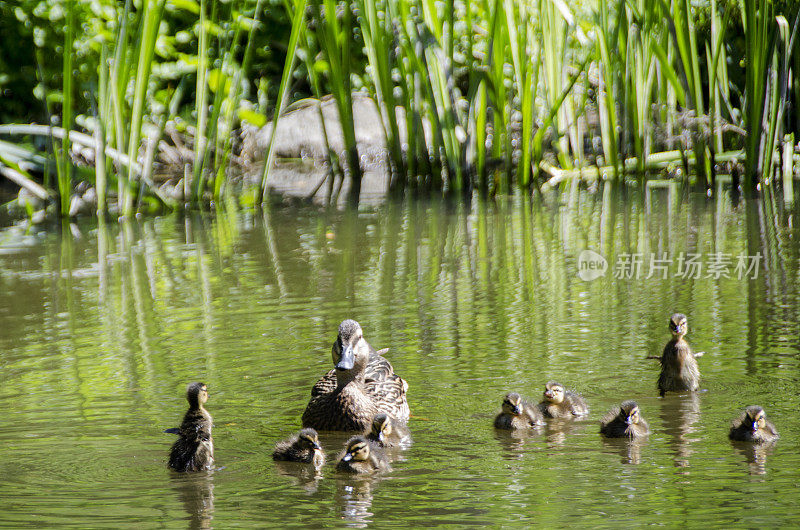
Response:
[[310, 368, 338, 397], [366, 372, 410, 421]]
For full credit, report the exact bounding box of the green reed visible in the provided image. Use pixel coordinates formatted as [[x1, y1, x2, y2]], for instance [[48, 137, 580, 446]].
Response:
[[2, 0, 800, 214]]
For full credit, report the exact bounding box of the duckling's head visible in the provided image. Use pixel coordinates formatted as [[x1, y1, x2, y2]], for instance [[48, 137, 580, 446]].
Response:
[[370, 414, 392, 443], [502, 392, 524, 415], [669, 313, 688, 338], [298, 428, 322, 450], [543, 382, 565, 404], [619, 401, 641, 425], [187, 382, 208, 408], [332, 319, 369, 373], [744, 406, 767, 432], [341, 436, 371, 463]]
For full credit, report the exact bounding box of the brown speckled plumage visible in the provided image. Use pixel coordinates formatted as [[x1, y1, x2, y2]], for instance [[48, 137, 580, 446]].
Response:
[[302, 320, 409, 432], [167, 382, 214, 472], [537, 381, 589, 418], [600, 401, 650, 439], [494, 392, 544, 429], [336, 436, 391, 474], [658, 314, 700, 396], [729, 406, 779, 443], [272, 428, 325, 467], [366, 413, 410, 447]]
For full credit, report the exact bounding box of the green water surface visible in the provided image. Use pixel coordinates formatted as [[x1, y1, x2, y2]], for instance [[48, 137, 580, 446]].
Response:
[[1, 187, 798, 527]]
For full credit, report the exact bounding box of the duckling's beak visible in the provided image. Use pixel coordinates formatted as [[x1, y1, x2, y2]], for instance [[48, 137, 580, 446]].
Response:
[[313, 442, 321, 450], [544, 391, 552, 399], [752, 421, 759, 432], [336, 344, 355, 371], [378, 432, 385, 443], [626, 416, 634, 425], [342, 452, 353, 462], [513, 404, 522, 415]]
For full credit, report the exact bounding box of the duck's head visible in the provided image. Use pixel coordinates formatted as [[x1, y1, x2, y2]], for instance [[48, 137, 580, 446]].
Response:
[[298, 428, 322, 450], [187, 382, 208, 408], [341, 436, 371, 463], [370, 414, 392, 444], [502, 392, 524, 415], [619, 401, 641, 425], [332, 319, 369, 373], [543, 382, 565, 404], [745, 406, 767, 432], [669, 313, 688, 338]]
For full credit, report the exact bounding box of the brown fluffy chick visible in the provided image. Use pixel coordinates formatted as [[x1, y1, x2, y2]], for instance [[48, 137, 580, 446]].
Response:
[[336, 436, 391, 474], [657, 313, 701, 396], [537, 381, 589, 418], [729, 406, 779, 443], [600, 401, 650, 439], [366, 413, 410, 447], [494, 392, 544, 429], [272, 428, 325, 467], [166, 382, 214, 472]]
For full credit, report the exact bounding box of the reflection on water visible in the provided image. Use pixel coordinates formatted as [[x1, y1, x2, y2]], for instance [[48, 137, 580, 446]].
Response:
[[601, 437, 646, 465], [172, 472, 215, 530], [273, 461, 323, 494], [336, 475, 379, 528], [1, 184, 800, 526], [731, 441, 776, 477], [659, 393, 702, 469]]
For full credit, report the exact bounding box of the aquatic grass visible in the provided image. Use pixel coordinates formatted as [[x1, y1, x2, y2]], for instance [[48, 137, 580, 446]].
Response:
[[259, 0, 308, 203]]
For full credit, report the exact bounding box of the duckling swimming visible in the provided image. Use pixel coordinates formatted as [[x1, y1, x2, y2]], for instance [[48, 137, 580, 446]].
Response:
[[336, 436, 391, 474], [302, 319, 410, 432], [494, 392, 544, 430], [366, 413, 410, 447], [729, 406, 779, 443], [272, 428, 325, 467], [166, 382, 214, 472], [537, 381, 589, 418], [657, 313, 701, 396], [600, 401, 650, 439]]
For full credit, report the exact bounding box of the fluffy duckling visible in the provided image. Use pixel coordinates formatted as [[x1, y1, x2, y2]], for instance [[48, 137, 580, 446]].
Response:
[[657, 313, 701, 396], [537, 381, 589, 418], [600, 401, 650, 439], [366, 413, 410, 447], [729, 406, 779, 443], [166, 382, 214, 472], [272, 428, 325, 467], [302, 319, 410, 432], [336, 436, 391, 474], [494, 392, 544, 430]]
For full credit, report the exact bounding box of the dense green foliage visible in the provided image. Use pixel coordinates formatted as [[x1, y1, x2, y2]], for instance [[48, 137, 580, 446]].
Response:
[[0, 0, 799, 215]]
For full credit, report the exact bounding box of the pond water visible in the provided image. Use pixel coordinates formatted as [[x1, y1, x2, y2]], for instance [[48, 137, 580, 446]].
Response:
[[1, 185, 799, 527]]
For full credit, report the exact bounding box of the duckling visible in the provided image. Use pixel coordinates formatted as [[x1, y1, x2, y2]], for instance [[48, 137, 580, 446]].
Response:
[[302, 319, 410, 432], [336, 436, 391, 474], [657, 313, 701, 396], [166, 382, 214, 472], [537, 381, 589, 418], [272, 428, 325, 467], [494, 392, 544, 430], [729, 406, 779, 443], [600, 401, 650, 439], [366, 413, 410, 447]]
